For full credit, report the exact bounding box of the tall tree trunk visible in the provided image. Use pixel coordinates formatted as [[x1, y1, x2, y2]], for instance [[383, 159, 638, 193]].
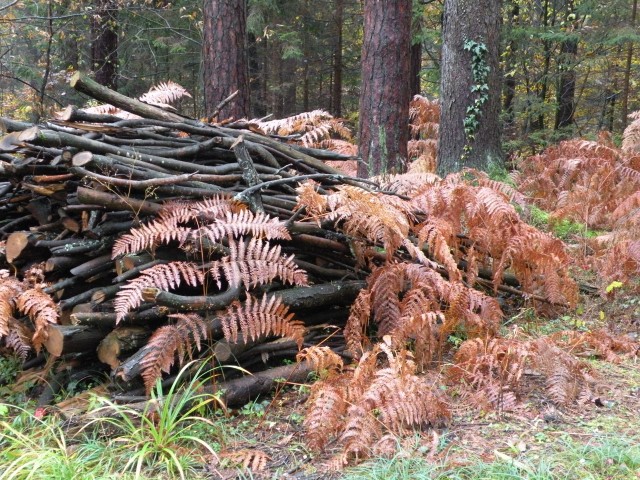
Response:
[[358, 0, 412, 177], [91, 0, 118, 90], [555, 0, 578, 131], [410, 42, 422, 97], [437, 0, 503, 176], [248, 32, 266, 118], [503, 2, 519, 131], [531, 0, 552, 131], [202, 0, 250, 119], [621, 0, 638, 129], [332, 0, 344, 117]]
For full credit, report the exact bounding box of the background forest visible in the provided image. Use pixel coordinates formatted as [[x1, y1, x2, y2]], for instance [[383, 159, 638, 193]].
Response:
[[1, 0, 638, 149]]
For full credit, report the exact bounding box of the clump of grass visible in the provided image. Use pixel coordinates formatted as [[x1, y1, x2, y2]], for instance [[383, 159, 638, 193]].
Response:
[[84, 360, 224, 480], [0, 406, 111, 480]]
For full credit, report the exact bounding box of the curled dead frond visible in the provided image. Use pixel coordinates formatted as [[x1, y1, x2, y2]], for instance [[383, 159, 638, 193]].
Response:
[[297, 346, 344, 376], [549, 329, 639, 363], [139, 313, 208, 394], [17, 288, 59, 353]]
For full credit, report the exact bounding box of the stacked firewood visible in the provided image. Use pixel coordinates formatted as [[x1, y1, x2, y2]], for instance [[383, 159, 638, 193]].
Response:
[[0, 74, 366, 406]]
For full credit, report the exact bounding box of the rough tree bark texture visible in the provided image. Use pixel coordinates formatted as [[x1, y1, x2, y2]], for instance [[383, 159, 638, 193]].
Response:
[[91, 0, 118, 90], [357, 0, 412, 177], [437, 0, 503, 176], [202, 0, 250, 119]]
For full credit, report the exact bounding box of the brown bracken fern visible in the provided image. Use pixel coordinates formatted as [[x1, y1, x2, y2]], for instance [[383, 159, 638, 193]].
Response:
[[0, 267, 59, 355], [139, 313, 208, 394]]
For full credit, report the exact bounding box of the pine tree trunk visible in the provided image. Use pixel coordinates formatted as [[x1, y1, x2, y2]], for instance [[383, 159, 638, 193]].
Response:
[[437, 0, 503, 176], [555, 1, 578, 131], [91, 0, 118, 90], [621, 0, 638, 129], [202, 0, 250, 119], [332, 0, 344, 117], [357, 0, 412, 177], [410, 42, 422, 97]]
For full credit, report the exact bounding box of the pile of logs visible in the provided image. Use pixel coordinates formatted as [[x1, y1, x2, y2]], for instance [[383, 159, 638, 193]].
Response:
[[0, 74, 367, 407]]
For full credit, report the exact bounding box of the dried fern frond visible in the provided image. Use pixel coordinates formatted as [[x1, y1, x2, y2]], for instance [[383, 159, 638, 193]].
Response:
[[114, 262, 205, 323], [297, 346, 343, 376], [308, 343, 449, 466], [0, 276, 24, 338], [208, 237, 307, 289], [112, 219, 192, 259], [219, 449, 270, 472], [220, 293, 305, 347], [198, 209, 291, 242], [297, 185, 413, 260], [448, 337, 529, 410], [139, 81, 192, 106], [139, 313, 208, 394], [347, 263, 502, 360], [16, 288, 58, 353], [622, 111, 640, 153], [4, 318, 32, 360], [530, 337, 594, 406], [549, 329, 639, 363]]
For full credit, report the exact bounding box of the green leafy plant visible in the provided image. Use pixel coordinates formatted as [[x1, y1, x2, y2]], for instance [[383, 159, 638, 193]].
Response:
[[462, 39, 490, 157]]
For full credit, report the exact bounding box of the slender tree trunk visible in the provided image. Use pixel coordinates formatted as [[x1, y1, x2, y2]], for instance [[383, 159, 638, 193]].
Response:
[[410, 42, 422, 97], [437, 0, 503, 175], [248, 32, 266, 117], [531, 0, 552, 131], [91, 0, 118, 90], [332, 0, 344, 117], [555, 0, 578, 130], [621, 0, 638, 129], [358, 0, 412, 177], [202, 0, 250, 119], [503, 3, 520, 131]]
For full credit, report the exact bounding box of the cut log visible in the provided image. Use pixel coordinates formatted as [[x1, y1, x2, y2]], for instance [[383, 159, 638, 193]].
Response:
[[44, 324, 110, 357], [97, 327, 151, 370]]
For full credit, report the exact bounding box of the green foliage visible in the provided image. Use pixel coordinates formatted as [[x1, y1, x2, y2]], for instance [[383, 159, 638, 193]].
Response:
[[82, 361, 223, 480], [462, 40, 490, 158]]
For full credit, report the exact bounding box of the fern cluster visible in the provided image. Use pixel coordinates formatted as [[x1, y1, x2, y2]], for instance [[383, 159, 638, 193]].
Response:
[[516, 120, 640, 285], [407, 95, 440, 174], [0, 266, 59, 357], [301, 342, 450, 468], [112, 196, 308, 392]]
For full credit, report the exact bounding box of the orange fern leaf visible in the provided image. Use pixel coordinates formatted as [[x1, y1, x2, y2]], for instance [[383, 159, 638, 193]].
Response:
[[114, 262, 204, 323], [16, 288, 59, 353], [199, 209, 291, 242], [139, 313, 208, 394], [220, 293, 305, 347], [208, 237, 307, 289]]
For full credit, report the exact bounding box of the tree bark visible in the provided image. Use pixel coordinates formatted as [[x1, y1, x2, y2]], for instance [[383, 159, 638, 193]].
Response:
[[332, 0, 344, 117], [554, 0, 578, 131], [202, 0, 250, 119], [437, 0, 503, 175], [620, 0, 638, 130], [358, 0, 412, 177], [410, 42, 422, 97], [91, 0, 118, 90]]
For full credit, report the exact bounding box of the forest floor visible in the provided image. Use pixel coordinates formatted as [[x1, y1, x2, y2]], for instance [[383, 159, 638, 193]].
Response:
[[0, 269, 639, 480], [207, 291, 640, 479]]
